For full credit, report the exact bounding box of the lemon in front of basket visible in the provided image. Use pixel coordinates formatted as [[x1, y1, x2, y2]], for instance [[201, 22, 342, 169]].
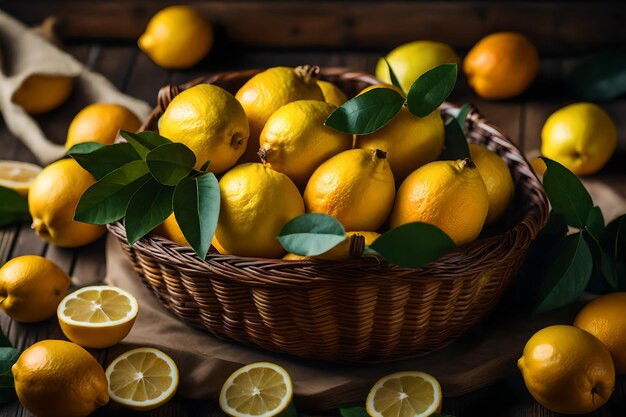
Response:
[[220, 362, 293, 417], [12, 339, 109, 417], [259, 100, 352, 187], [12, 74, 74, 115], [216, 163, 304, 258], [366, 371, 442, 417], [305, 149, 395, 232], [391, 159, 489, 246], [0, 160, 42, 197], [65, 103, 141, 149], [57, 285, 138, 349], [518, 325, 615, 414], [138, 5, 213, 69], [317, 80, 348, 107], [0, 255, 70, 323], [159, 84, 250, 173], [29, 158, 106, 248], [106, 347, 179, 411]]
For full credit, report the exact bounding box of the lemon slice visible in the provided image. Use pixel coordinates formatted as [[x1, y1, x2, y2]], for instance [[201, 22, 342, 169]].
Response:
[[366, 371, 442, 417], [57, 285, 138, 348], [0, 160, 42, 197], [219, 362, 293, 417], [106, 347, 179, 411]]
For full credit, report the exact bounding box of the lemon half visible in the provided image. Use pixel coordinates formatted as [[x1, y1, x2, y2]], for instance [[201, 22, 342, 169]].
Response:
[[0, 160, 42, 197], [366, 371, 442, 417]]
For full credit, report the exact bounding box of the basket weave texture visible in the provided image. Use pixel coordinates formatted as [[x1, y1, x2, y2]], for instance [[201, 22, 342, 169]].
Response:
[[108, 67, 549, 363]]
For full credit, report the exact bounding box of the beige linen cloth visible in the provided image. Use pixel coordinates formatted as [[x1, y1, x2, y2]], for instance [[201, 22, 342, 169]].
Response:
[[0, 11, 151, 164]]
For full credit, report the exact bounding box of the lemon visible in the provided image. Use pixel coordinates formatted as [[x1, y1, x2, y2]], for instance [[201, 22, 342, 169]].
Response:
[[518, 325, 615, 414], [65, 103, 141, 149], [317, 80, 348, 107], [57, 285, 138, 349], [365, 371, 442, 417], [29, 158, 106, 247], [138, 5, 213, 69], [153, 213, 189, 246], [0, 255, 70, 323], [235, 66, 325, 162], [159, 84, 250, 173], [541, 102, 617, 176], [219, 362, 293, 417], [106, 347, 178, 411], [375, 41, 460, 93], [391, 159, 488, 246], [216, 163, 304, 258], [12, 74, 74, 115], [12, 340, 109, 417], [359, 83, 406, 97], [356, 105, 444, 183], [259, 100, 352, 187], [305, 149, 395, 232], [0, 160, 42, 197], [575, 292, 626, 374], [212, 235, 230, 255], [469, 144, 515, 224]]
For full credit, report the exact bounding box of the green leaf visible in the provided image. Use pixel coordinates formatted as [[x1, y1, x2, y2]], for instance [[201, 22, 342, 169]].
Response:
[[383, 57, 404, 93], [68, 142, 141, 180], [535, 233, 593, 314], [120, 130, 171, 159], [277, 403, 297, 417], [615, 215, 626, 263], [324, 88, 405, 134], [455, 103, 472, 133], [173, 174, 220, 259], [586, 206, 605, 239], [540, 157, 593, 229], [0, 186, 29, 227], [584, 230, 619, 290], [407, 63, 457, 117], [0, 329, 10, 348], [339, 405, 368, 417], [74, 160, 150, 225], [565, 49, 626, 101], [125, 178, 175, 246], [369, 222, 456, 268], [441, 117, 470, 160], [146, 143, 196, 186], [277, 213, 346, 256], [0, 347, 19, 404]]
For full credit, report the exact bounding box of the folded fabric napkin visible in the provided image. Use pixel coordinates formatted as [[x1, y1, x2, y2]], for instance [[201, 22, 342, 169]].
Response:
[[0, 11, 151, 164]]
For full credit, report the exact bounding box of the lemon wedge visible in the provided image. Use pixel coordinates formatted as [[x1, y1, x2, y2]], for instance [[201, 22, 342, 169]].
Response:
[[366, 371, 442, 417], [0, 160, 42, 197]]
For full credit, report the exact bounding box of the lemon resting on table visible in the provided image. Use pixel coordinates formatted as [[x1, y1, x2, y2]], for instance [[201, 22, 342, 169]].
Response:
[[366, 371, 443, 417]]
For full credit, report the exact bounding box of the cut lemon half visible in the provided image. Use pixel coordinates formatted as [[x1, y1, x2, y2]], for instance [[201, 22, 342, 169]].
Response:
[[0, 160, 42, 197], [219, 362, 293, 417], [106, 347, 179, 411], [57, 285, 138, 348], [366, 371, 442, 417]]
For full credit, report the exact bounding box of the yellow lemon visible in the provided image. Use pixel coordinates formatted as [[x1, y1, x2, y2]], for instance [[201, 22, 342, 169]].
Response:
[[575, 292, 626, 374], [391, 159, 488, 246], [518, 325, 615, 414], [469, 144, 515, 224], [0, 160, 42, 197], [12, 74, 74, 115], [304, 149, 395, 231], [235, 66, 325, 162], [375, 41, 460, 93], [0, 255, 70, 323], [541, 102, 617, 176], [366, 371, 442, 417], [138, 5, 213, 69], [358, 83, 406, 97], [259, 100, 352, 187], [211, 235, 230, 255], [65, 103, 141, 149], [12, 340, 109, 417], [57, 285, 138, 349], [153, 213, 188, 246], [159, 84, 250, 173], [220, 362, 293, 417], [216, 163, 304, 258], [106, 347, 179, 411], [29, 159, 105, 248], [317, 80, 348, 107], [283, 231, 380, 261]]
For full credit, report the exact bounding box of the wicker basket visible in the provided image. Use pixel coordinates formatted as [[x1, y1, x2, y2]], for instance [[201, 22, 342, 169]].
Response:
[[108, 67, 549, 363]]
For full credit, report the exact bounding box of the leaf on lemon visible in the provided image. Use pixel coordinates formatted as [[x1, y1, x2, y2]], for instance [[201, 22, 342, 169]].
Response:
[[383, 57, 404, 93], [0, 186, 29, 227], [125, 178, 175, 246], [146, 143, 196, 186], [324, 88, 405, 134], [407, 63, 457, 117], [68, 142, 141, 180], [173, 174, 220, 259], [540, 157, 593, 229], [120, 130, 171, 159], [454, 103, 472, 133], [277, 213, 346, 256], [441, 116, 470, 160], [369, 222, 456, 268], [585, 206, 605, 239], [584, 230, 619, 290]]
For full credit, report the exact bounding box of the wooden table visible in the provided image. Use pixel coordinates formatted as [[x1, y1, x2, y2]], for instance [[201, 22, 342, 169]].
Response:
[[1, 41, 626, 417]]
